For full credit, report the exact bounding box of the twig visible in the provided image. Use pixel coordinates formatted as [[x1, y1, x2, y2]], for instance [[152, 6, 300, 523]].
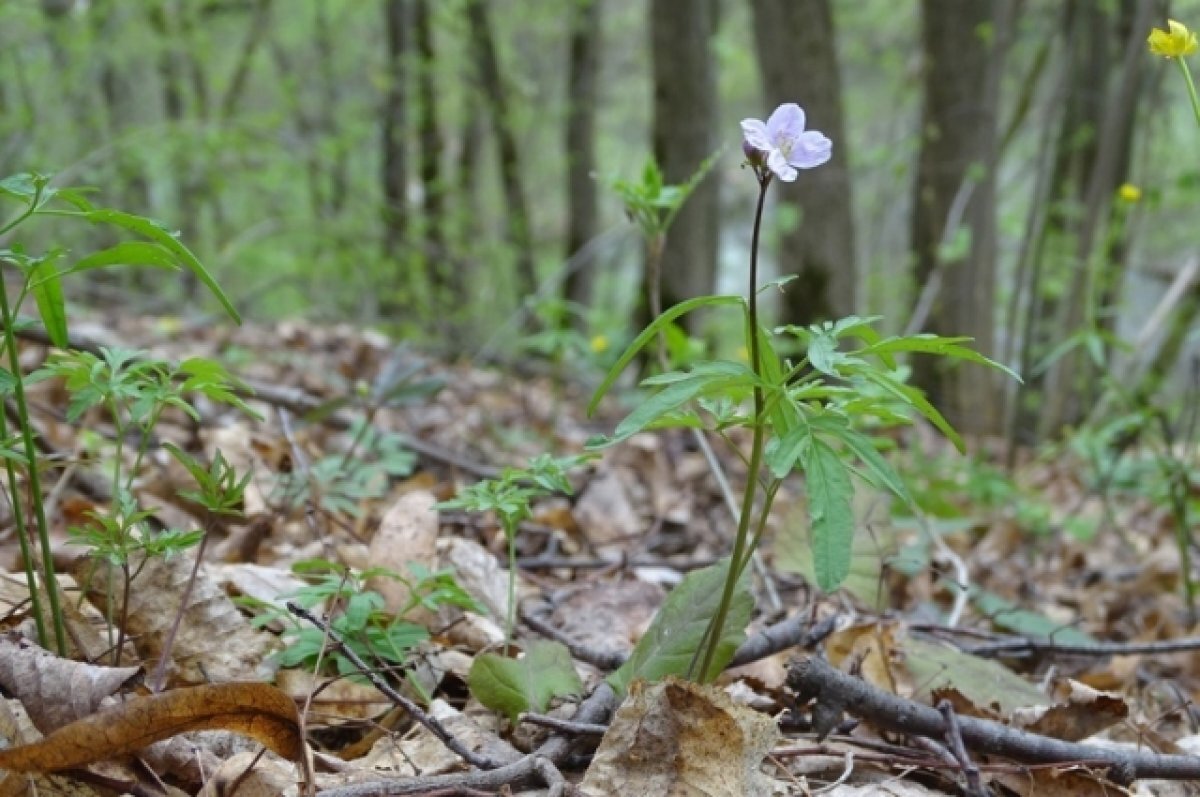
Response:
[[519, 712, 607, 736], [966, 634, 1200, 658], [937, 700, 984, 797], [287, 602, 506, 771], [788, 655, 1200, 782], [315, 682, 616, 797]]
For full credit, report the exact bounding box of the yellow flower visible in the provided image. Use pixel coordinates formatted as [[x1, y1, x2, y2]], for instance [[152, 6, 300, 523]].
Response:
[[1148, 19, 1198, 58], [1117, 183, 1142, 203], [589, 334, 609, 354]]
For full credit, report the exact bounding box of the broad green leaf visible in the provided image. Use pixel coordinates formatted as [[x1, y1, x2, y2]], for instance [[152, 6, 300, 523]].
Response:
[[803, 437, 855, 591], [608, 559, 752, 695], [468, 641, 583, 723], [75, 209, 241, 324], [29, 256, 68, 348], [905, 638, 1048, 714], [70, 241, 180, 273], [775, 502, 893, 610], [971, 590, 1095, 646], [858, 370, 964, 453], [588, 294, 744, 416], [806, 327, 841, 376]]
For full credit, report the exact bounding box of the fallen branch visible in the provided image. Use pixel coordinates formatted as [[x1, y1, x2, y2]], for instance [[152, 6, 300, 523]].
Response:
[[787, 655, 1200, 783], [966, 634, 1200, 659]]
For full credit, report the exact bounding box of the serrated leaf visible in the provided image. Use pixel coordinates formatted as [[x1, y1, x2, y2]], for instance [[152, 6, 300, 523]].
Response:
[[862, 334, 1021, 382], [608, 559, 752, 694], [588, 295, 744, 416], [468, 641, 583, 724], [810, 417, 911, 505], [858, 370, 964, 453], [29, 256, 68, 348], [803, 437, 855, 591], [609, 361, 756, 445], [765, 423, 809, 478]]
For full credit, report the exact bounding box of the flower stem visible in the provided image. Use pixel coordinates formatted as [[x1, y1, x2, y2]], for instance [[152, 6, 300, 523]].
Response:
[[695, 174, 771, 680], [1178, 58, 1200, 130]]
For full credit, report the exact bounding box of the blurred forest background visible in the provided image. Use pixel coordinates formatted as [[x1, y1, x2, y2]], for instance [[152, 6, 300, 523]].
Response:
[[2, 0, 1198, 448]]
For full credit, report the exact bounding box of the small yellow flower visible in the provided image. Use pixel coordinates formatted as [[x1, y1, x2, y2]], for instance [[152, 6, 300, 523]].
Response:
[[589, 334, 609, 354], [1148, 19, 1198, 58], [1117, 183, 1142, 203]]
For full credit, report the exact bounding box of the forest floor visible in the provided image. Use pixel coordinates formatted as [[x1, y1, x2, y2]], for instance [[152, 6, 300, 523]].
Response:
[[0, 313, 1197, 796]]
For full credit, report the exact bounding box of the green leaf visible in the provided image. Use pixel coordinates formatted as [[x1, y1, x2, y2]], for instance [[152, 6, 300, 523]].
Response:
[[77, 209, 241, 324], [811, 417, 911, 505], [605, 361, 757, 446], [971, 590, 1095, 646], [29, 255, 68, 348], [69, 241, 181, 274], [468, 641, 583, 724], [859, 370, 965, 453], [862, 334, 1020, 382], [905, 638, 1047, 715], [608, 559, 752, 695], [765, 423, 809, 479], [802, 437, 855, 592], [587, 295, 744, 416]]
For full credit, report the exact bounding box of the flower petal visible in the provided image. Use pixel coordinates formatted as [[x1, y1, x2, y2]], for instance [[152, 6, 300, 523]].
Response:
[[767, 149, 798, 182], [766, 103, 806, 143], [788, 131, 833, 169], [740, 119, 773, 151]]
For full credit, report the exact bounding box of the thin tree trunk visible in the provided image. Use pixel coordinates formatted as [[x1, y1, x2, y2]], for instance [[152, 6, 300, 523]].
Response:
[[1040, 0, 1152, 434], [464, 0, 536, 303], [381, 0, 409, 255], [648, 0, 718, 332], [562, 0, 601, 323], [749, 0, 855, 323], [414, 0, 450, 303]]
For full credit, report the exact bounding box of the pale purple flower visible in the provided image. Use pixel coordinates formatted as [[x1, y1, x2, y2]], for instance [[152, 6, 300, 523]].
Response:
[[740, 103, 832, 182]]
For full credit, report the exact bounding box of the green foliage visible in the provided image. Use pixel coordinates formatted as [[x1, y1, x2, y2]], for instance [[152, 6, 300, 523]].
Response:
[[274, 422, 418, 516], [436, 453, 592, 645], [249, 560, 482, 681], [607, 560, 753, 694], [468, 641, 583, 724], [0, 171, 242, 654]]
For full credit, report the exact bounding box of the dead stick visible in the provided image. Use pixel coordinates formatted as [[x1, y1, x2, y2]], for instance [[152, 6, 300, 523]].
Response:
[[788, 655, 1200, 783]]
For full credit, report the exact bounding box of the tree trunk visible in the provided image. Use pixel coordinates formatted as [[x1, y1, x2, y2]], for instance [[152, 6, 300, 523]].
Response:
[[562, 0, 601, 322], [381, 0, 410, 260], [649, 0, 719, 332], [910, 0, 1011, 436], [414, 0, 451, 306], [464, 0, 537, 304], [749, 0, 855, 323]]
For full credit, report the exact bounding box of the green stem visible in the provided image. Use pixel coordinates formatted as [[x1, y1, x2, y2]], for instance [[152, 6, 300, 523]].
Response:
[[1178, 58, 1200, 130], [694, 175, 772, 680], [0, 412, 47, 646], [0, 278, 67, 654]]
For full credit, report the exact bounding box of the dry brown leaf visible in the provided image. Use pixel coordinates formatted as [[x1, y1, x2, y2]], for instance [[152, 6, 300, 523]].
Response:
[[0, 636, 139, 733], [365, 490, 440, 619], [574, 467, 641, 553], [0, 698, 95, 797], [550, 580, 664, 658], [0, 682, 302, 773], [74, 551, 277, 685], [578, 677, 779, 797], [1012, 679, 1129, 741]]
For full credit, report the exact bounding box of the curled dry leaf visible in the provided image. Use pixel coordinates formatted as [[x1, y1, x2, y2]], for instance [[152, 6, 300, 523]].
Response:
[[0, 682, 303, 773], [0, 636, 139, 733], [196, 751, 295, 797], [579, 677, 779, 797], [73, 551, 278, 685], [1011, 678, 1129, 741]]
